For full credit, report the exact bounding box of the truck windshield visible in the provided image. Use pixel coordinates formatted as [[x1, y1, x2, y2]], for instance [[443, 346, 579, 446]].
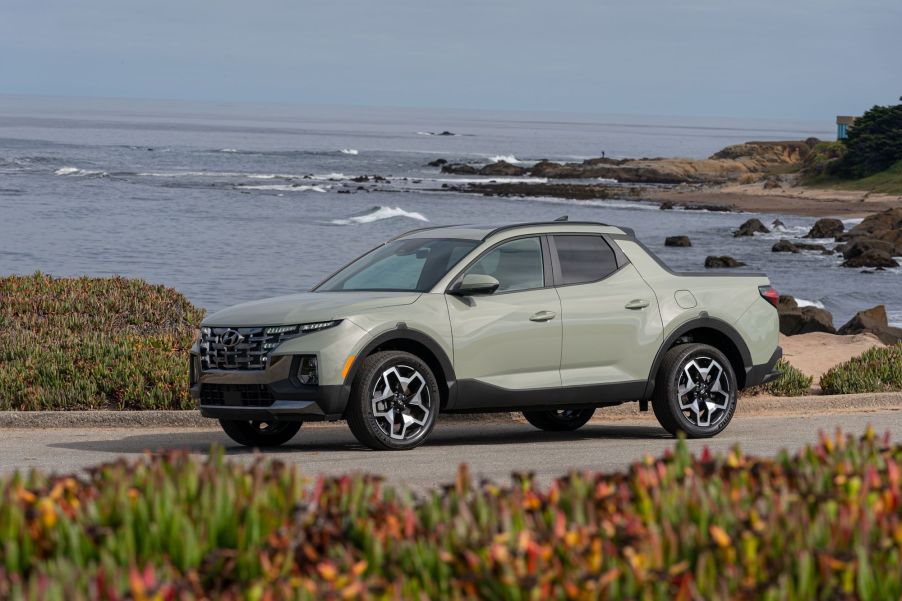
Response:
[[315, 238, 480, 292]]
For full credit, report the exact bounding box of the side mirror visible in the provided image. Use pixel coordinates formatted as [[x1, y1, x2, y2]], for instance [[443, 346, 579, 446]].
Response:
[[450, 274, 500, 296]]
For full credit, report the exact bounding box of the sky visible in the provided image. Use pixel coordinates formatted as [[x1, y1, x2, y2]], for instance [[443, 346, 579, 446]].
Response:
[[1, 0, 899, 120]]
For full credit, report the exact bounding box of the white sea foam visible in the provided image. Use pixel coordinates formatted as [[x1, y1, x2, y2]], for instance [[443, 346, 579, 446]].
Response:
[[339, 149, 359, 155], [310, 172, 349, 181], [888, 310, 902, 328], [596, 177, 619, 184], [54, 166, 107, 177], [430, 177, 548, 184], [240, 184, 328, 193], [795, 298, 826, 309], [220, 148, 238, 153], [331, 206, 428, 225], [510, 196, 660, 211], [486, 154, 521, 164]]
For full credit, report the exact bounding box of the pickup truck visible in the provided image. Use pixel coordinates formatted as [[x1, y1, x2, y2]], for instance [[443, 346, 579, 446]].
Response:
[[190, 220, 781, 450]]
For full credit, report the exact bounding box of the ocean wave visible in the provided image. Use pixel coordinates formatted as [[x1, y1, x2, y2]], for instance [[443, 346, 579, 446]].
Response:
[[54, 166, 108, 177], [239, 184, 329, 193], [416, 131, 458, 136], [596, 177, 619, 184], [339, 149, 359, 155], [795, 298, 826, 309], [430, 177, 549, 184], [220, 148, 238, 153], [330, 206, 428, 225], [486, 154, 521, 164], [508, 196, 660, 211], [888, 310, 902, 328], [311, 172, 349, 181]]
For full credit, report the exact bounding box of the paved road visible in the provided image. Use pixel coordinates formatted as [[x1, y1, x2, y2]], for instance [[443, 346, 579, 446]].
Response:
[[3, 411, 901, 489]]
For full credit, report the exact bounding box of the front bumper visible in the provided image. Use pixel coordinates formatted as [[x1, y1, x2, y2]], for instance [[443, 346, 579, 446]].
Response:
[[190, 353, 348, 422], [744, 346, 783, 388]]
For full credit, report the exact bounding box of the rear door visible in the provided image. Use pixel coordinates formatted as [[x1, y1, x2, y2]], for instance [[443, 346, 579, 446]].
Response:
[[446, 236, 563, 407], [550, 234, 663, 396]]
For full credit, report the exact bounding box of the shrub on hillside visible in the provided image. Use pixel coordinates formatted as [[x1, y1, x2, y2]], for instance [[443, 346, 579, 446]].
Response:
[[820, 343, 902, 395], [2, 432, 902, 599], [800, 140, 846, 177], [834, 97, 902, 178], [0, 273, 204, 410]]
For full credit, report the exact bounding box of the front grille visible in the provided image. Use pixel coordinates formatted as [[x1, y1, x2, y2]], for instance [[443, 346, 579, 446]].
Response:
[[199, 327, 288, 370], [200, 384, 275, 407]]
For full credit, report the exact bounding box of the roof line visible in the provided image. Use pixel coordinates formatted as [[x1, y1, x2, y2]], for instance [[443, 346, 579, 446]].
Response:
[[482, 221, 634, 240]]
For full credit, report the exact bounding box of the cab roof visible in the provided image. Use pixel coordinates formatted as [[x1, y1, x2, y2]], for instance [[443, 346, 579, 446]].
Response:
[[394, 221, 635, 242]]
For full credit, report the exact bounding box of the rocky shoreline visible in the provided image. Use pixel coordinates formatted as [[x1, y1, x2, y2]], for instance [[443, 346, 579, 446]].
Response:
[[428, 138, 902, 218]]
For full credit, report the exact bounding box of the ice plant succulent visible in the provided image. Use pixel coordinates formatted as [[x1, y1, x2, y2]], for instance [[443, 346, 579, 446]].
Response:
[[1, 429, 901, 599]]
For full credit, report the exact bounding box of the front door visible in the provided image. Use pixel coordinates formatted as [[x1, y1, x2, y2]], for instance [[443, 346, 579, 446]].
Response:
[[446, 236, 562, 408]]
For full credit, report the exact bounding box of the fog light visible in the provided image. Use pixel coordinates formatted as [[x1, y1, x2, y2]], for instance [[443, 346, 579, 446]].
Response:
[[297, 355, 318, 385]]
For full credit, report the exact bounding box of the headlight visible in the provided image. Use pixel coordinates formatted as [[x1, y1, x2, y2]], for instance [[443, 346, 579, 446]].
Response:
[[264, 320, 341, 336]]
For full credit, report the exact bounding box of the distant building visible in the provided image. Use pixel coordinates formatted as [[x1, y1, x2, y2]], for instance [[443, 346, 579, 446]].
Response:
[[836, 116, 858, 140]]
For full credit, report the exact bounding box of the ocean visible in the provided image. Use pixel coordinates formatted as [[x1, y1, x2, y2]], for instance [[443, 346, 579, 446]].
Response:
[[0, 95, 898, 326]]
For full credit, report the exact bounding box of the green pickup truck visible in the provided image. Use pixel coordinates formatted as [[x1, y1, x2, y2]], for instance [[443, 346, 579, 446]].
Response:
[[190, 220, 781, 450]]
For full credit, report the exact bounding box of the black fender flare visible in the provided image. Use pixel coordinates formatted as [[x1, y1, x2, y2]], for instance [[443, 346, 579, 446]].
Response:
[[340, 326, 457, 409], [644, 317, 753, 398]]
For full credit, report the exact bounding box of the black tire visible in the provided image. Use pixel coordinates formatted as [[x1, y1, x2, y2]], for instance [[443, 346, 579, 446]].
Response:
[[522, 408, 595, 431], [652, 343, 738, 438], [219, 419, 302, 448], [346, 351, 440, 450]]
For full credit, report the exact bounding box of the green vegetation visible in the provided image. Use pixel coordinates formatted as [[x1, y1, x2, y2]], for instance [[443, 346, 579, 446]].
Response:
[[3, 433, 902, 599], [800, 98, 902, 193], [752, 358, 813, 396], [0, 273, 203, 410], [834, 97, 902, 179], [804, 158, 902, 195], [820, 343, 902, 395]]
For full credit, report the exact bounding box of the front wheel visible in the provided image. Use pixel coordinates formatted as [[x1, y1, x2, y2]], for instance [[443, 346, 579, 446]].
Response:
[[652, 343, 738, 438], [346, 350, 440, 450], [522, 408, 595, 431], [219, 419, 302, 448]]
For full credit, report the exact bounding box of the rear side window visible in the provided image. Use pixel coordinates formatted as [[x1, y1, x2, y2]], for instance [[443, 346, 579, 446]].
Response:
[[553, 235, 618, 285]]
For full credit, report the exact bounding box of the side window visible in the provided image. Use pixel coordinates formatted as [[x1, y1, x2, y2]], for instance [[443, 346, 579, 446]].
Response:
[[464, 237, 544, 293], [553, 235, 618, 285]]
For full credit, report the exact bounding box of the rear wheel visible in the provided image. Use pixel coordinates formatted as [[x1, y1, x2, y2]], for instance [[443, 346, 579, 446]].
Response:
[[219, 419, 302, 448], [652, 343, 737, 438], [346, 351, 440, 450], [522, 408, 595, 431]]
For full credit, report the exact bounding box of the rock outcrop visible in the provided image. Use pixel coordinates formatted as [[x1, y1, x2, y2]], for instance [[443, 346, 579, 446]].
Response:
[[665, 235, 691, 247], [479, 161, 528, 176], [837, 305, 902, 344], [440, 140, 817, 185], [777, 295, 836, 336], [836, 207, 902, 256], [734, 218, 770, 237], [772, 239, 828, 253], [705, 256, 746, 268], [804, 218, 844, 239], [842, 250, 899, 268]]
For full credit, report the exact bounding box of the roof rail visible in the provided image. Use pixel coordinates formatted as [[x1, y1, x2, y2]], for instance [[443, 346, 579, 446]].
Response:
[[554, 215, 568, 222], [482, 221, 636, 240], [388, 225, 456, 242]]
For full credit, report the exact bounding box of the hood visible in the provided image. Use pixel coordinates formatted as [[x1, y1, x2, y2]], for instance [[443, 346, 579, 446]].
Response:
[[203, 291, 421, 327]]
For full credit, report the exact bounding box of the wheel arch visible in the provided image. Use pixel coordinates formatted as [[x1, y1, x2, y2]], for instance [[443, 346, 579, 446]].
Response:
[[343, 328, 457, 411], [645, 317, 752, 397]]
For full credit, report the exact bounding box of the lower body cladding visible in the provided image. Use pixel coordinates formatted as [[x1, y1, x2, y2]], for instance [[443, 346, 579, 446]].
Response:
[[190, 345, 783, 422], [190, 353, 347, 422]]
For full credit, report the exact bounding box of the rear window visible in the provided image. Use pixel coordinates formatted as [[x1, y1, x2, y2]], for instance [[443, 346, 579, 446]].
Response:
[[553, 235, 618, 285]]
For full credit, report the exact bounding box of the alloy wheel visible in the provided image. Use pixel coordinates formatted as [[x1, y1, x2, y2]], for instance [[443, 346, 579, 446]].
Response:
[[676, 356, 732, 428], [370, 364, 432, 441]]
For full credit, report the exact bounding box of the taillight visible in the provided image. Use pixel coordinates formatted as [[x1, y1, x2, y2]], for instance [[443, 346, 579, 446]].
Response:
[[759, 285, 779, 308]]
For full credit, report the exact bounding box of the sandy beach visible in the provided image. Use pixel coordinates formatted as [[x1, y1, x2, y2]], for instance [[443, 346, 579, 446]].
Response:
[[644, 182, 902, 218]]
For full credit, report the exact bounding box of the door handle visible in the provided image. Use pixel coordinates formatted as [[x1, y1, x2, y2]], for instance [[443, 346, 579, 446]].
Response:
[[529, 310, 557, 322], [625, 299, 650, 310]]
